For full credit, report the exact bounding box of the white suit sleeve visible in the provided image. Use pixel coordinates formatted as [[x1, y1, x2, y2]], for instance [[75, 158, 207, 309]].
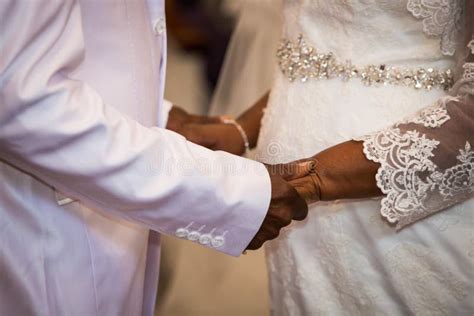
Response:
[[355, 9, 474, 229], [0, 0, 271, 256]]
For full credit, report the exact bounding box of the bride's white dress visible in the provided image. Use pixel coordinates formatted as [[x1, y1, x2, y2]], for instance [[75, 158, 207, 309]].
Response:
[[256, 0, 473, 314]]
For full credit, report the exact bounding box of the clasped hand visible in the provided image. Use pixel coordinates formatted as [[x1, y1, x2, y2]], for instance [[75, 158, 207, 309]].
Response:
[[247, 161, 319, 250], [166, 106, 248, 155], [167, 106, 321, 250]]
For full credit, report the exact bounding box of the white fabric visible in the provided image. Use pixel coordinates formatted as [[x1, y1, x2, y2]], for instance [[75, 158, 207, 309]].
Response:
[[407, 0, 464, 56], [0, 1, 271, 315], [356, 95, 474, 229], [159, 99, 174, 129], [256, 0, 473, 314]]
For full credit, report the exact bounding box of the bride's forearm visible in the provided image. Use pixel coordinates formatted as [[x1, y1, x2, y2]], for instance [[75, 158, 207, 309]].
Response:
[[237, 91, 270, 149], [291, 140, 382, 202], [314, 140, 382, 201]]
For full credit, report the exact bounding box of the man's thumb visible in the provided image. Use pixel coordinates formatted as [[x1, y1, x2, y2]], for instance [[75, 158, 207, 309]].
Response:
[[289, 158, 317, 180], [267, 158, 317, 181]]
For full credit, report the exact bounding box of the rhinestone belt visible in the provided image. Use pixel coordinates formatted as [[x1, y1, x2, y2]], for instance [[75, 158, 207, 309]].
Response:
[[277, 35, 454, 91]]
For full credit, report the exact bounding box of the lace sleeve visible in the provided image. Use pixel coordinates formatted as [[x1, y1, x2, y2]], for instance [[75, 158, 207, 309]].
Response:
[[355, 8, 474, 229]]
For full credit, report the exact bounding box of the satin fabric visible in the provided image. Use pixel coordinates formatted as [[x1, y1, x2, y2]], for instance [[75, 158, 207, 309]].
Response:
[[0, 1, 271, 315]]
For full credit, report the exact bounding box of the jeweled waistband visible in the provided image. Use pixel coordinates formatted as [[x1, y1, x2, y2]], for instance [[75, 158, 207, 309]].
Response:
[[277, 35, 454, 91]]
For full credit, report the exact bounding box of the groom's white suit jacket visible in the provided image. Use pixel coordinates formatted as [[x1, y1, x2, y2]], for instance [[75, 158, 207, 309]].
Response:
[[0, 0, 271, 315]]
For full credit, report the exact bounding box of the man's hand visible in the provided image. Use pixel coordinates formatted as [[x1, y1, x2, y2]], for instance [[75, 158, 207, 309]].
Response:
[[246, 163, 310, 250], [166, 106, 246, 155], [166, 106, 221, 133], [179, 123, 246, 155]]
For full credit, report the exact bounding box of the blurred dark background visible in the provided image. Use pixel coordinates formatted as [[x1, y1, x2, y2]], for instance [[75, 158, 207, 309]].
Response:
[[157, 1, 273, 315], [166, 0, 236, 90]]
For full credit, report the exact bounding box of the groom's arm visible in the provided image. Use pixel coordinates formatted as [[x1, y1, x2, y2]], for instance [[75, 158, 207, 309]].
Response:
[[0, 0, 283, 256]]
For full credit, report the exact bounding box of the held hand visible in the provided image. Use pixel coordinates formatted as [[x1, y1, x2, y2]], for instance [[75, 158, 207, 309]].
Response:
[[246, 163, 310, 251], [286, 141, 382, 203], [287, 158, 322, 203], [179, 123, 246, 156], [166, 106, 221, 133], [166, 106, 246, 155]]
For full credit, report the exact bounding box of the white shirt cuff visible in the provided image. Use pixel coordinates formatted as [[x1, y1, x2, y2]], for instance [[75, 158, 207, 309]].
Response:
[[159, 99, 174, 128]]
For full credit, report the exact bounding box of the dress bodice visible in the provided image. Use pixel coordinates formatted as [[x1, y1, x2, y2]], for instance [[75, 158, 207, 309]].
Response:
[[282, 0, 463, 67], [261, 2, 473, 315]]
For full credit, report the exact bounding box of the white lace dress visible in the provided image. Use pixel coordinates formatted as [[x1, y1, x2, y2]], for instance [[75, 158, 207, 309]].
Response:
[[256, 0, 474, 314]]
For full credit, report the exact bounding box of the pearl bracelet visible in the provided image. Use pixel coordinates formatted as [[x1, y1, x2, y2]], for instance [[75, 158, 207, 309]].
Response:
[[220, 116, 250, 155]]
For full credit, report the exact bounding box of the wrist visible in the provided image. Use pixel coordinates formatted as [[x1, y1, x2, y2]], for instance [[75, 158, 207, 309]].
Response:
[[292, 156, 324, 202], [310, 157, 334, 201], [236, 116, 258, 149], [220, 116, 250, 155], [312, 141, 382, 201]]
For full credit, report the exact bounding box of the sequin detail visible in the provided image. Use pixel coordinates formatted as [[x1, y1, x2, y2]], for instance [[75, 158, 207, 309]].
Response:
[[277, 35, 454, 91]]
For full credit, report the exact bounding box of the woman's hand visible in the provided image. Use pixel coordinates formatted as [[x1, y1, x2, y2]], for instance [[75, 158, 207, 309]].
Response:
[[167, 92, 269, 156], [179, 122, 247, 156]]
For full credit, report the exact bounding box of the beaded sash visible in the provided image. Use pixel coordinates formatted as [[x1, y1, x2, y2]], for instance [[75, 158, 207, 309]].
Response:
[[277, 35, 454, 91]]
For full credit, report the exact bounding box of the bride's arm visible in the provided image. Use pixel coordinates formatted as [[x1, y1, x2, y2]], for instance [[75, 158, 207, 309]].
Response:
[[291, 2, 474, 228], [236, 92, 269, 149]]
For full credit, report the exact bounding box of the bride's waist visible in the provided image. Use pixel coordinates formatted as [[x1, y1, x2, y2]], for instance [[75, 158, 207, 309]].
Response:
[[267, 77, 447, 150], [277, 35, 456, 92], [271, 67, 448, 122]]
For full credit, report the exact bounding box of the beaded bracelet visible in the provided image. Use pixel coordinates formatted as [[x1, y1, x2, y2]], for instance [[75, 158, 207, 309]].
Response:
[[220, 116, 250, 155]]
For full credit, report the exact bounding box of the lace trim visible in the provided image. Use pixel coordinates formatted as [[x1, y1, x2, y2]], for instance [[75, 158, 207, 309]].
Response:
[[464, 63, 474, 80], [357, 128, 473, 228], [407, 0, 464, 56], [464, 40, 474, 80], [452, 40, 474, 94], [408, 97, 452, 127], [468, 39, 474, 54]]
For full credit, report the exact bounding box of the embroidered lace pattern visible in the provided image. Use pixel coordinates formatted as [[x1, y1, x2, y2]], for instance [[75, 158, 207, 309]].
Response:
[[355, 36, 474, 228], [356, 106, 474, 228], [463, 63, 474, 80], [410, 97, 452, 127], [407, 0, 464, 56], [463, 40, 474, 80]]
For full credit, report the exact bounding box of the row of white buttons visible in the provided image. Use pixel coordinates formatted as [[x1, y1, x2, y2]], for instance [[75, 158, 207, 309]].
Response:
[[175, 227, 225, 248]]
